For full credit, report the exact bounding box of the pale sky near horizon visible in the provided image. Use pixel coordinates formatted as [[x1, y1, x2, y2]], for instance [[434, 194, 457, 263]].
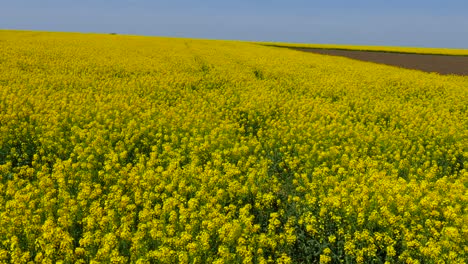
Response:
[[1, 0, 468, 48]]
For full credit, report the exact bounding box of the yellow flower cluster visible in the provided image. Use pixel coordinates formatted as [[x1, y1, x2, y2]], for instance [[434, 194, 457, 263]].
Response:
[[0, 30, 466, 263]]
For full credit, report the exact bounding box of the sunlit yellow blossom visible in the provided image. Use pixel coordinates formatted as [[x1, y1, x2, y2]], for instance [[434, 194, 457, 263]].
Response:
[[0, 30, 466, 263]]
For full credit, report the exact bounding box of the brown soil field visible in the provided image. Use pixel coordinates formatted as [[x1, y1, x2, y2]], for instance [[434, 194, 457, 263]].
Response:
[[288, 47, 468, 76]]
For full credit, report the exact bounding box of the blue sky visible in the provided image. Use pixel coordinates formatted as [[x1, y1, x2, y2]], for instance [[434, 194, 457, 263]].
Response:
[[1, 0, 468, 48]]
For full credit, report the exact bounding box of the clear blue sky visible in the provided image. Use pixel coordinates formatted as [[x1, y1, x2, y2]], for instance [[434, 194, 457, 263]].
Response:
[[2, 0, 468, 48]]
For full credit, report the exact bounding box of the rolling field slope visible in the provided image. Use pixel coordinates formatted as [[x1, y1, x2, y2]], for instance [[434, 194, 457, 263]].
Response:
[[0, 30, 467, 263], [256, 42, 468, 56]]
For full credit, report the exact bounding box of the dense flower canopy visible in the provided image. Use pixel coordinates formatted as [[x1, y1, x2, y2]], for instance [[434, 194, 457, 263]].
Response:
[[0, 30, 467, 263]]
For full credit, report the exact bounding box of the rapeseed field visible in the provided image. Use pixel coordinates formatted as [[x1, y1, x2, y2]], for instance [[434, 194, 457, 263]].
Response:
[[0, 30, 467, 263], [256, 41, 468, 56]]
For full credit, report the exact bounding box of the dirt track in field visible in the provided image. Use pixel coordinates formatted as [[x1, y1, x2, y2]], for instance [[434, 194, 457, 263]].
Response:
[[287, 47, 468, 76]]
